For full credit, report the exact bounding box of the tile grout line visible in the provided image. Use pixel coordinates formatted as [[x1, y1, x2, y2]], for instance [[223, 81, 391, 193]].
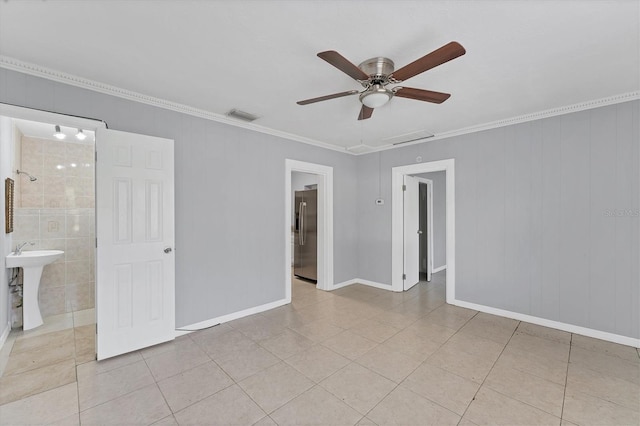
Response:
[[157, 333, 238, 417], [73, 325, 82, 425], [354, 305, 479, 423], [454, 320, 521, 425], [180, 329, 298, 421], [280, 281, 448, 423], [559, 333, 573, 424], [139, 352, 175, 421]]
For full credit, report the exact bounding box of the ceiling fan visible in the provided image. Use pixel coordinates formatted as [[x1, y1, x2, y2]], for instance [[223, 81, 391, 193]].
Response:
[[296, 41, 466, 120]]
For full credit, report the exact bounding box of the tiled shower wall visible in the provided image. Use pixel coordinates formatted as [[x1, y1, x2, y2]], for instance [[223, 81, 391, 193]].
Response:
[[12, 135, 95, 318]]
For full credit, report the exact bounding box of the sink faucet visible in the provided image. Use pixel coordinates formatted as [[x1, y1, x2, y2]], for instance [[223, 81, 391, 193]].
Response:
[[15, 242, 34, 255]]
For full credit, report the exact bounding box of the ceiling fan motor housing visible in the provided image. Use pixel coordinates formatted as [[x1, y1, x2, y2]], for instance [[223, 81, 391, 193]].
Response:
[[358, 57, 395, 84]]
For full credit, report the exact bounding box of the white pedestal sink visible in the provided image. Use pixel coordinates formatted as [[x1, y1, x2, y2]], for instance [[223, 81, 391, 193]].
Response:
[[6, 250, 65, 330]]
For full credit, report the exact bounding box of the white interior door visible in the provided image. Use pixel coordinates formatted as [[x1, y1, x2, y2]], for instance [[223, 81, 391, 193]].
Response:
[[96, 129, 175, 360], [403, 175, 420, 290]]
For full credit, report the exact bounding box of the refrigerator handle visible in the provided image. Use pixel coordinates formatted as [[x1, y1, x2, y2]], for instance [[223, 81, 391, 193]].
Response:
[[300, 201, 307, 246], [299, 202, 305, 246]]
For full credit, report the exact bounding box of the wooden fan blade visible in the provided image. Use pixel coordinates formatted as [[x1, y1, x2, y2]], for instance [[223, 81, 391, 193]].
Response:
[[394, 87, 451, 104], [358, 105, 374, 120], [318, 51, 370, 81], [391, 41, 466, 82], [297, 90, 360, 105]]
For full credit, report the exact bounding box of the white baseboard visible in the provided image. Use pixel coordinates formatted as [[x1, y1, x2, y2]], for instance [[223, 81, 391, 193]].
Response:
[[0, 322, 10, 351], [175, 297, 290, 336], [451, 299, 640, 348], [333, 278, 393, 291], [331, 279, 358, 290], [357, 279, 394, 290], [432, 265, 447, 273]]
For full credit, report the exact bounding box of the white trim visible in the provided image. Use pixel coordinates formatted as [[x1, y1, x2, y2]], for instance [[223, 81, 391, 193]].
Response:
[[285, 160, 334, 296], [333, 278, 393, 291], [392, 160, 455, 304], [0, 56, 346, 154], [432, 265, 447, 273], [451, 299, 640, 348], [361, 92, 640, 153], [331, 279, 358, 290], [174, 298, 289, 336], [0, 322, 10, 350], [0, 103, 107, 132], [357, 279, 394, 290], [2, 56, 637, 156]]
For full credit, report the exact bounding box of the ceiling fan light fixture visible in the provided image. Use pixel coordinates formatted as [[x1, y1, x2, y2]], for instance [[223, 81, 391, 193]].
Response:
[[53, 125, 66, 140], [359, 85, 392, 109]]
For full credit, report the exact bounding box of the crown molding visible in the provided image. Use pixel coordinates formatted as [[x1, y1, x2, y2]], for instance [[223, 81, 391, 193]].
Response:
[[1, 55, 637, 157], [0, 55, 347, 154], [365, 91, 640, 154]]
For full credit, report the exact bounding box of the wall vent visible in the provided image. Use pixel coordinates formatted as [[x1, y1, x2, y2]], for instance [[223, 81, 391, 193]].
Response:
[[226, 109, 260, 122]]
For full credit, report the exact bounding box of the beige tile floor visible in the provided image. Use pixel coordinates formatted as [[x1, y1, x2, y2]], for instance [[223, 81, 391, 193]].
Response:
[[0, 273, 638, 425]]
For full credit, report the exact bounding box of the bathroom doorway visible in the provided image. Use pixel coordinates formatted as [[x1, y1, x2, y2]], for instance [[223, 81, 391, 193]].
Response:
[[1, 104, 176, 362], [11, 119, 96, 325], [0, 104, 104, 368]]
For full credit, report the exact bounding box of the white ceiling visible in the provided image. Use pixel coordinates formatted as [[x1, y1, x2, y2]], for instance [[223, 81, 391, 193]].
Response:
[[0, 1, 638, 152]]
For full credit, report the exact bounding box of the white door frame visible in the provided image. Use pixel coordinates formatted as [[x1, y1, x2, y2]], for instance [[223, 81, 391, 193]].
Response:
[[392, 159, 455, 302], [415, 177, 434, 281], [285, 160, 333, 299], [0, 104, 106, 134]]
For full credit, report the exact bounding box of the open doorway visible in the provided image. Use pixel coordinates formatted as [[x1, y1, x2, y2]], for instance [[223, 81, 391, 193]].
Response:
[[284, 160, 334, 303], [1, 104, 176, 362], [391, 159, 455, 303], [291, 172, 318, 285], [415, 171, 447, 282], [417, 177, 433, 283], [0, 104, 104, 365]]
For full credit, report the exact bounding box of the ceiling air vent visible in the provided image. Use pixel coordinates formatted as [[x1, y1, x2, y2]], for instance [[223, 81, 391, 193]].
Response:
[[381, 129, 435, 146], [226, 109, 260, 122]]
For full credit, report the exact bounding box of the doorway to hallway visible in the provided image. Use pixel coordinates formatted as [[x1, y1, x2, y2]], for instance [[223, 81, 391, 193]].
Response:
[[391, 159, 456, 304]]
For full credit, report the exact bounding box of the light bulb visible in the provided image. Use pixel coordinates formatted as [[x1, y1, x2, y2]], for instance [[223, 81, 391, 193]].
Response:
[[359, 85, 392, 109], [54, 125, 66, 140], [75, 129, 87, 141]]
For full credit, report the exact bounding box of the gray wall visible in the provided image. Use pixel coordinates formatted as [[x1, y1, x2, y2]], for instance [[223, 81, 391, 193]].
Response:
[[357, 101, 639, 339], [1, 68, 637, 341], [415, 171, 446, 270], [0, 68, 359, 328]]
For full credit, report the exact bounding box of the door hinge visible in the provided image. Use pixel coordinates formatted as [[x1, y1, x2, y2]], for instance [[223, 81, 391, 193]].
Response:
[[95, 238, 97, 248], [402, 273, 406, 280], [402, 185, 406, 191], [95, 151, 97, 162]]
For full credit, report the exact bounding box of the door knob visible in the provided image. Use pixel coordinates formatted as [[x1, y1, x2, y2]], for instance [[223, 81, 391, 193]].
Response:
[[164, 247, 172, 254], [417, 230, 423, 235]]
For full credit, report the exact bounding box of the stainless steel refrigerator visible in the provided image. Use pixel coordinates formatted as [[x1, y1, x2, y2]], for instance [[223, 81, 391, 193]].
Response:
[[294, 189, 317, 281]]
